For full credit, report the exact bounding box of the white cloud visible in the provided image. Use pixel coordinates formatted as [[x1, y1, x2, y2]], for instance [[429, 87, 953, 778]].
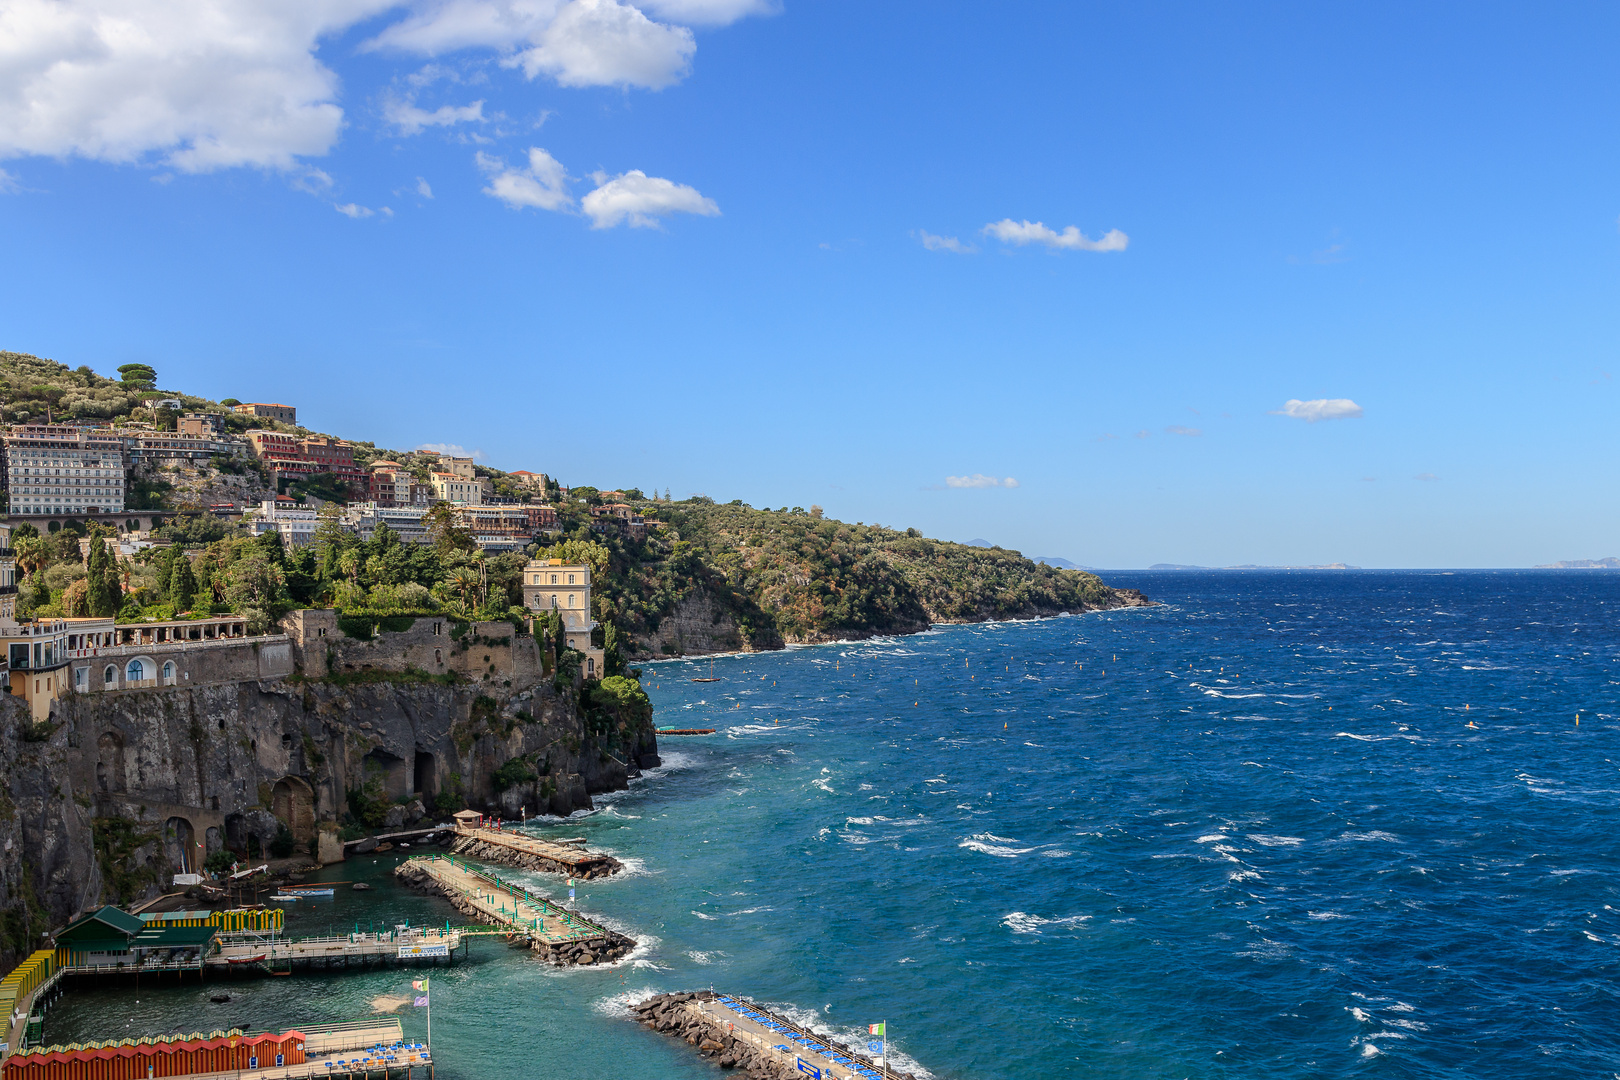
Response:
[[916, 230, 974, 254], [1414, 472, 1439, 482], [478, 146, 573, 210], [1271, 398, 1364, 422], [1164, 425, 1201, 436], [0, 0, 396, 171], [416, 176, 433, 198], [1, 0, 768, 177], [367, 0, 696, 91], [0, 168, 18, 193], [517, 0, 694, 87], [384, 95, 486, 136], [334, 202, 374, 218], [944, 474, 1019, 489], [638, 0, 774, 26], [582, 168, 718, 228], [416, 442, 485, 459], [982, 218, 1128, 252]]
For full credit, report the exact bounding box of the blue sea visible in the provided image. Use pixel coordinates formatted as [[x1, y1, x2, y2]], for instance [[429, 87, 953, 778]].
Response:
[[46, 571, 1620, 1078]]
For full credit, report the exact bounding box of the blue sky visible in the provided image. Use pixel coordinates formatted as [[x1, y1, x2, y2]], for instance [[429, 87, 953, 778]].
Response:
[[2, 2, 1618, 568]]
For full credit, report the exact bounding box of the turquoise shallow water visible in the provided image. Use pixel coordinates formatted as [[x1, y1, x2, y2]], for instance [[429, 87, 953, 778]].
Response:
[[45, 571, 1620, 1077]]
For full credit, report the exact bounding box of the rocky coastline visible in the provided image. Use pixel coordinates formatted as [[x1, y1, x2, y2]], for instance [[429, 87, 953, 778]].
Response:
[[392, 860, 634, 966]]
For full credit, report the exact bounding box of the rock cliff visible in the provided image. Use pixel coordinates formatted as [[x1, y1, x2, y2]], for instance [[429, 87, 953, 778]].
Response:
[[0, 630, 658, 970]]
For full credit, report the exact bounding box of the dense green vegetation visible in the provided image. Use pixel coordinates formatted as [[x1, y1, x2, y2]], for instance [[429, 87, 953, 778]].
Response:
[[535, 496, 1138, 656]]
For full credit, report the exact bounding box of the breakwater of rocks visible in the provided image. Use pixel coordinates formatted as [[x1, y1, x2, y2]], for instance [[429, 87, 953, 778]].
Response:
[[632, 992, 920, 1080], [392, 861, 635, 967], [449, 835, 623, 879]]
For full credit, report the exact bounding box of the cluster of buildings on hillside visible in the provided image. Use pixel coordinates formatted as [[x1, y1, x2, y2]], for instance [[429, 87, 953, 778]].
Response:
[[0, 398, 632, 718], [0, 401, 657, 553]]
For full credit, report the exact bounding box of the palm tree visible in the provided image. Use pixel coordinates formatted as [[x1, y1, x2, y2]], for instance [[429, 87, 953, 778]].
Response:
[[447, 566, 481, 609], [12, 536, 45, 577]]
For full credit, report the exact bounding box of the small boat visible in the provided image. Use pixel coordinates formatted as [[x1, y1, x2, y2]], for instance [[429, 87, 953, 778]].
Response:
[[268, 893, 302, 901], [691, 661, 721, 683], [352, 883, 372, 891], [281, 887, 335, 897], [226, 953, 268, 964], [657, 728, 716, 735]]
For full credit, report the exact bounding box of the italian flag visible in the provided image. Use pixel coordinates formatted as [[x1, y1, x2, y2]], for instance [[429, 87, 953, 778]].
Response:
[[868, 1023, 884, 1036]]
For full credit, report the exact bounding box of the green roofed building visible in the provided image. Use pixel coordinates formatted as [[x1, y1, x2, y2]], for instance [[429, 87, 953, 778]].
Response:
[[54, 906, 145, 965]]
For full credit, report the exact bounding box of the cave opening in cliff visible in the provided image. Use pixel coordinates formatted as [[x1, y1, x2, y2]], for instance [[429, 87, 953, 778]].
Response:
[[415, 751, 436, 804]]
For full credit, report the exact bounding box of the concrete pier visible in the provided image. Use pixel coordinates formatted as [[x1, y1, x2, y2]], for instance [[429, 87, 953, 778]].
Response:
[[208, 927, 465, 972], [394, 855, 634, 965]]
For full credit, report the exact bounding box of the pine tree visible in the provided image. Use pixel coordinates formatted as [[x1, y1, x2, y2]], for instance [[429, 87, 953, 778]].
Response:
[[170, 556, 198, 613]]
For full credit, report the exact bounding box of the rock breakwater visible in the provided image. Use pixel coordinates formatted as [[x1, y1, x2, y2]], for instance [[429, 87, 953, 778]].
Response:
[[633, 992, 921, 1080], [448, 835, 622, 879]]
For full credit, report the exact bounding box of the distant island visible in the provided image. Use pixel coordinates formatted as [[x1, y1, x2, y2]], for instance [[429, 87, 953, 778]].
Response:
[[1535, 558, 1620, 569], [1149, 562, 1361, 570]]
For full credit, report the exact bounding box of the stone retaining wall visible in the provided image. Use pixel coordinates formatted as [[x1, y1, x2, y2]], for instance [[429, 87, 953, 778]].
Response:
[[448, 835, 622, 879]]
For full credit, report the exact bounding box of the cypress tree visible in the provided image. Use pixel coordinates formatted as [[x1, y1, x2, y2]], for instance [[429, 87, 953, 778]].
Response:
[[170, 556, 198, 613], [86, 536, 114, 617]]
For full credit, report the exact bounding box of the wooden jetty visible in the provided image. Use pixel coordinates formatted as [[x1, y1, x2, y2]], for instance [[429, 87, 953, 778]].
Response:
[[447, 817, 622, 879], [394, 855, 634, 966]]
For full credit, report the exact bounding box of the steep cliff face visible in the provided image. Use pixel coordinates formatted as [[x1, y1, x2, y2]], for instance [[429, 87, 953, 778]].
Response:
[[0, 659, 658, 969]]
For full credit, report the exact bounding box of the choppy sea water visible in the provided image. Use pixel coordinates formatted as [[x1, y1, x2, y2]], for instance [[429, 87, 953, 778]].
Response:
[[46, 571, 1620, 1078]]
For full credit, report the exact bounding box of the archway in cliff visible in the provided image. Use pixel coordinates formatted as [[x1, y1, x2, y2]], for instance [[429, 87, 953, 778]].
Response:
[[414, 752, 437, 805], [224, 813, 247, 856], [96, 731, 125, 793], [205, 826, 222, 857], [164, 817, 196, 875], [271, 777, 316, 844]]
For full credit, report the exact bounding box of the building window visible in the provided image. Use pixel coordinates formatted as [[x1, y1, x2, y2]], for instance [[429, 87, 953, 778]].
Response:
[[162, 661, 175, 685], [126, 659, 144, 682], [104, 665, 115, 687], [74, 667, 85, 691], [568, 593, 576, 607], [568, 574, 576, 584]]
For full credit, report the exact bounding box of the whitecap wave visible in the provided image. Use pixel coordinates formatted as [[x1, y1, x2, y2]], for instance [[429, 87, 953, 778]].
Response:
[[959, 834, 1038, 858], [1246, 834, 1305, 847], [1002, 911, 1091, 934]]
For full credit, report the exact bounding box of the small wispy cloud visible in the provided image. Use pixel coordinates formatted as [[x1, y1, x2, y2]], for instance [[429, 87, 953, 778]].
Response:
[[1096, 433, 1118, 441], [1164, 425, 1201, 437], [915, 230, 974, 253], [1134, 430, 1151, 439], [0, 168, 18, 195], [416, 442, 486, 460], [384, 95, 486, 136], [1414, 472, 1439, 482], [982, 219, 1128, 252], [1271, 398, 1364, 422], [944, 474, 1019, 489], [334, 203, 374, 218], [415, 177, 433, 199], [478, 148, 572, 211]]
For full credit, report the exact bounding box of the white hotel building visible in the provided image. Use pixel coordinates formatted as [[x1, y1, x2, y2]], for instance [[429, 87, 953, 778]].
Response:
[[4, 425, 126, 519]]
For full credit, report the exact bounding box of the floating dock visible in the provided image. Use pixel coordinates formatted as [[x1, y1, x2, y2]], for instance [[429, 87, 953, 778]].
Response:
[[394, 856, 634, 965], [635, 992, 922, 1080], [448, 823, 622, 879]]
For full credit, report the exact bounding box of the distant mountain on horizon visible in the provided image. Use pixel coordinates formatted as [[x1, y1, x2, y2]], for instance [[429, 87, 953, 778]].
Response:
[[964, 540, 1099, 572], [1149, 562, 1362, 571], [1535, 558, 1620, 569]]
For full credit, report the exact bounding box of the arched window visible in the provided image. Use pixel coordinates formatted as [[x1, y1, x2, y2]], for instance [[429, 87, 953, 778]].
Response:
[[103, 665, 115, 687], [568, 594, 576, 608], [162, 661, 175, 685], [126, 659, 144, 682]]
